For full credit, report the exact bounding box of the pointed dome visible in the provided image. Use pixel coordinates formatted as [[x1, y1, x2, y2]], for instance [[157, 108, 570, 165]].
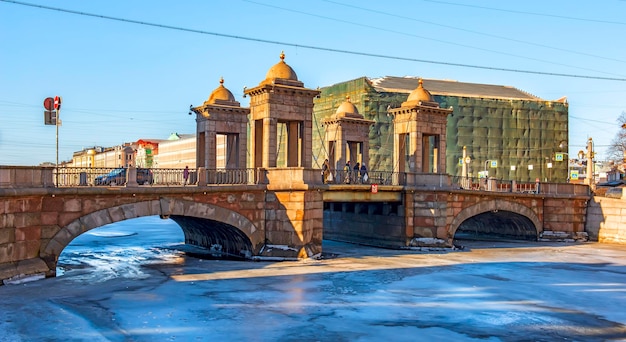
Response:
[[206, 77, 237, 104], [407, 78, 434, 103], [333, 96, 363, 119], [265, 51, 298, 82]]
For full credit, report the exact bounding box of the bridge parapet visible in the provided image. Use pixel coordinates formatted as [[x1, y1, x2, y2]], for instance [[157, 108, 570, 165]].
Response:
[[0, 166, 55, 189], [1, 166, 591, 198]]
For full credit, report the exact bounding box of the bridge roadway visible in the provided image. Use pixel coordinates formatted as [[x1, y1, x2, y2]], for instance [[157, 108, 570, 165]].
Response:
[[0, 166, 591, 284]]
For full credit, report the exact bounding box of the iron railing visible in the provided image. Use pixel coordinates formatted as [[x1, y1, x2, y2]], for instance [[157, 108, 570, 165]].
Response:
[[325, 169, 401, 185], [0, 166, 590, 196], [451, 176, 538, 193], [201, 168, 259, 185], [51, 167, 259, 187]]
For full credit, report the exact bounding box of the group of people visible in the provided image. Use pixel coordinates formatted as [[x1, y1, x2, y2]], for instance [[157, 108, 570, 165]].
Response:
[[321, 159, 368, 184]]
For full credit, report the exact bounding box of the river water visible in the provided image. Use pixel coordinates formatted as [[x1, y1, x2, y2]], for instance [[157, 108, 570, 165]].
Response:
[[1, 216, 626, 341]]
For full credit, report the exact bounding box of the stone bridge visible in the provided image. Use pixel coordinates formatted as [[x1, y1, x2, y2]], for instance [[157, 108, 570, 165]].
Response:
[[0, 167, 591, 283]]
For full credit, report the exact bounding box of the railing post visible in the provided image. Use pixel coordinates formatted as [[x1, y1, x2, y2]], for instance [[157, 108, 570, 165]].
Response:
[[197, 167, 207, 186], [126, 166, 138, 187]]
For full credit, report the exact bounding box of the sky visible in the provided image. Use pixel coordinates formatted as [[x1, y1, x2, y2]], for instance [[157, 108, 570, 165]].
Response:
[[1, 0, 625, 166]]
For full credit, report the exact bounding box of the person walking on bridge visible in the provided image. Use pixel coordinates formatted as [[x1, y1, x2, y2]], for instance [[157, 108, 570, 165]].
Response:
[[183, 166, 190, 186], [343, 161, 351, 184]]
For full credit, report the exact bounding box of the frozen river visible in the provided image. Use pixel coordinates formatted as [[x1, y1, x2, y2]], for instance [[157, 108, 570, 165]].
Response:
[[1, 216, 626, 341]]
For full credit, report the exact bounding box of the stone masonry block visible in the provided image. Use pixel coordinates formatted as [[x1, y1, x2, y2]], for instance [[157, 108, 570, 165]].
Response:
[[41, 226, 60, 240], [42, 197, 64, 213], [0, 214, 10, 229], [132, 201, 154, 217], [107, 206, 126, 222], [12, 240, 40, 260], [66, 220, 87, 237], [64, 198, 82, 212], [13, 213, 40, 229], [0, 244, 13, 263], [43, 238, 64, 257], [81, 210, 113, 230], [15, 226, 41, 241], [119, 203, 139, 220], [41, 211, 58, 225], [0, 228, 15, 244]]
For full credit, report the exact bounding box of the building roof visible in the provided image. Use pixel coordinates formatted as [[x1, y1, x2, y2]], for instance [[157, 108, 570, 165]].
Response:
[[370, 76, 542, 101]]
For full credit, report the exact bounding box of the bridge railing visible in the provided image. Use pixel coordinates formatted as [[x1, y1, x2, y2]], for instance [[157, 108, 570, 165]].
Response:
[[199, 168, 259, 185], [55, 167, 119, 187], [0, 166, 592, 195], [537, 182, 590, 196], [53, 167, 260, 186], [451, 176, 539, 193], [450, 176, 590, 195], [324, 169, 402, 185]]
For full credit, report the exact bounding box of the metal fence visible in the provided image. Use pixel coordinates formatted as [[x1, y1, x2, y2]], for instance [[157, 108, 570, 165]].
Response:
[[53, 167, 188, 187], [325, 169, 400, 185], [201, 168, 259, 185], [0, 166, 590, 196], [52, 167, 260, 187]]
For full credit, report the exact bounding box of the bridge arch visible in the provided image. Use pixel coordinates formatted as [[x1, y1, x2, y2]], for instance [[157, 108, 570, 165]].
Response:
[[449, 199, 542, 241], [42, 198, 262, 273]]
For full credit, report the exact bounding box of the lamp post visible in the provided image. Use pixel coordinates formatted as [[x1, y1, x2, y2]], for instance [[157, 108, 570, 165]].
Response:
[[577, 137, 594, 189]]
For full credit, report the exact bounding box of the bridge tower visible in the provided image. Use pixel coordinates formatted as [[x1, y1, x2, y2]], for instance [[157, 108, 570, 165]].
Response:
[[322, 96, 374, 175], [389, 79, 452, 175], [193, 78, 250, 171], [244, 52, 320, 169]]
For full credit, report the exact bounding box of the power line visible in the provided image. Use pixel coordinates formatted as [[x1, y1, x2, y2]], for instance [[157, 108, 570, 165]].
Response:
[[322, 0, 626, 65], [2, 0, 626, 82], [423, 0, 626, 26], [244, 0, 622, 76]]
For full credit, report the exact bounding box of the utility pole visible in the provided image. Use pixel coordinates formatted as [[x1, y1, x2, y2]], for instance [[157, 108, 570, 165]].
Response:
[[44, 96, 62, 186]]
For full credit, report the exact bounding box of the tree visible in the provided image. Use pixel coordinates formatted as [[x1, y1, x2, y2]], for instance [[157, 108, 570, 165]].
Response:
[[607, 111, 626, 165]]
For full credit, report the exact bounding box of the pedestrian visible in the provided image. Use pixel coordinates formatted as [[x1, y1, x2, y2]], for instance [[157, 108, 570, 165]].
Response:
[[343, 161, 351, 184], [360, 163, 368, 183], [322, 159, 330, 183], [353, 162, 360, 183], [183, 165, 189, 185]]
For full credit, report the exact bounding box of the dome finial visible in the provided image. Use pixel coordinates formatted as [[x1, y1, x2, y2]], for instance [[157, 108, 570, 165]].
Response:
[[418, 78, 424, 87], [219, 77, 224, 86], [280, 51, 285, 62], [345, 95, 351, 102]]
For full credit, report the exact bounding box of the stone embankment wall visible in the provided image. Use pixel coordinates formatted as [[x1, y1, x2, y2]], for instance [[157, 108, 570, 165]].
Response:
[[586, 196, 626, 244]]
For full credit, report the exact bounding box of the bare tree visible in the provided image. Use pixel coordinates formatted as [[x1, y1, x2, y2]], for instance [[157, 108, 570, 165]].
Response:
[[607, 111, 626, 164]]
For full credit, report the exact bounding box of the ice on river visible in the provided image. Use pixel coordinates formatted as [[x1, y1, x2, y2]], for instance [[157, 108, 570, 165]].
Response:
[[1, 216, 625, 341]]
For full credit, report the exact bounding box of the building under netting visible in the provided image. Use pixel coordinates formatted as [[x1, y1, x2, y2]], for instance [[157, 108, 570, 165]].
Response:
[[312, 76, 569, 183]]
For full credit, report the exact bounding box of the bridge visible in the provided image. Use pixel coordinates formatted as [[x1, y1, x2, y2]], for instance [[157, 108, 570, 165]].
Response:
[[0, 55, 596, 283], [0, 165, 590, 283]]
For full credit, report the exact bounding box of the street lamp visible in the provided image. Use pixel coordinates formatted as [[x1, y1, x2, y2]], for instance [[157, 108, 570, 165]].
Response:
[[577, 138, 595, 188]]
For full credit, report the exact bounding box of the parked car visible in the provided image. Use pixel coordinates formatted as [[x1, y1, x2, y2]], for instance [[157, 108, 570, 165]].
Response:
[[94, 168, 153, 185]]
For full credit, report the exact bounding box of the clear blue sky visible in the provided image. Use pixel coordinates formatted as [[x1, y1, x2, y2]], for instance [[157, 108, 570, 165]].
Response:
[[1, 0, 625, 166]]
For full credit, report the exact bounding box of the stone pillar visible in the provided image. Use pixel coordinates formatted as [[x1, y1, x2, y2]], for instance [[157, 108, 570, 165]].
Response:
[[389, 79, 452, 175], [244, 52, 320, 172], [192, 78, 250, 171]]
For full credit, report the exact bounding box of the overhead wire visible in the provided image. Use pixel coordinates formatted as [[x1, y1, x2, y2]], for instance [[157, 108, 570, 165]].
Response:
[[1, 0, 625, 81], [242, 0, 621, 76], [423, 0, 626, 26], [322, 0, 626, 64]]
